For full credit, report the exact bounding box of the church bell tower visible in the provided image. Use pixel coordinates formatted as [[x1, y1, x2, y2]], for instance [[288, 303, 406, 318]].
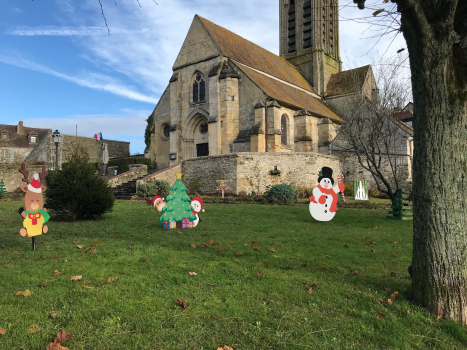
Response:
[[280, 0, 342, 95]]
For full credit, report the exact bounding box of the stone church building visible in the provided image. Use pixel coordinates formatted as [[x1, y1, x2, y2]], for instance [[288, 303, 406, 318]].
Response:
[[144, 0, 412, 194]]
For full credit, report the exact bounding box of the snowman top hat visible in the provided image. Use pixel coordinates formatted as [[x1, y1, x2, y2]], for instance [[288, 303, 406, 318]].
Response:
[[318, 167, 334, 185]]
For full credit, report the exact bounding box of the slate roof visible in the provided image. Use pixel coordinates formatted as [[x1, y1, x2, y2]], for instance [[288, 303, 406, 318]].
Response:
[[393, 110, 413, 121], [326, 65, 371, 97], [197, 16, 343, 123], [0, 123, 51, 148]]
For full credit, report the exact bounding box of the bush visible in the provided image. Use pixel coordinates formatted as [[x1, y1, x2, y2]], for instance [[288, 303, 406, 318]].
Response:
[[187, 177, 201, 195], [266, 184, 298, 203], [136, 179, 170, 198], [293, 186, 314, 199], [45, 151, 115, 221], [343, 182, 353, 197]]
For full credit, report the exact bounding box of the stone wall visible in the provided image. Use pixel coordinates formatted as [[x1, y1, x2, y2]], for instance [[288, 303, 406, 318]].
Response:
[[0, 164, 47, 192], [107, 165, 148, 188], [105, 139, 130, 159], [136, 163, 182, 191]]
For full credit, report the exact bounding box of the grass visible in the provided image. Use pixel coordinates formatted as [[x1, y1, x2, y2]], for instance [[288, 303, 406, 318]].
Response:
[[0, 200, 466, 350]]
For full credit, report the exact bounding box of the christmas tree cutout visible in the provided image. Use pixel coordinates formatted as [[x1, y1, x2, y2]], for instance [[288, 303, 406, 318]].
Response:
[[0, 179, 6, 195], [159, 173, 196, 228]]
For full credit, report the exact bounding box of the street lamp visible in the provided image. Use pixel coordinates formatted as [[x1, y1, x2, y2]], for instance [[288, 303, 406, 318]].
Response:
[[52, 130, 62, 170]]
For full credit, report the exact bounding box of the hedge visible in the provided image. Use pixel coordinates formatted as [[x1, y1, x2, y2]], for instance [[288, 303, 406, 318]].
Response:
[[107, 157, 151, 175]]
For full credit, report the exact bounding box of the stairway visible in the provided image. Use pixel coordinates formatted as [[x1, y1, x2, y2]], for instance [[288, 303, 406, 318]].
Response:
[[112, 176, 146, 200]]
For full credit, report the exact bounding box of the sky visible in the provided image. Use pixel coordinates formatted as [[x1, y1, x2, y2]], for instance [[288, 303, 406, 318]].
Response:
[[0, 0, 406, 154]]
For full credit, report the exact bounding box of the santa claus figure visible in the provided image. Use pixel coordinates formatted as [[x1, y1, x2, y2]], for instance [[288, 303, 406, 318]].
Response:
[[190, 197, 205, 227], [309, 167, 345, 222]]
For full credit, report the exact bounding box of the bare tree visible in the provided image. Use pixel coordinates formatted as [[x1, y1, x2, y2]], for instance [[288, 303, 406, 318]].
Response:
[[353, 0, 467, 325]]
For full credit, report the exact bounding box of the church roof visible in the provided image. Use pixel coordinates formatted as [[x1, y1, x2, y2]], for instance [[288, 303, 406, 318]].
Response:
[[197, 16, 343, 123], [326, 65, 371, 97]]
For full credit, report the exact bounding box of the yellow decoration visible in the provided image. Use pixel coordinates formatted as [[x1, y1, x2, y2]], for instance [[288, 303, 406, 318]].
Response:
[[176, 173, 182, 180]]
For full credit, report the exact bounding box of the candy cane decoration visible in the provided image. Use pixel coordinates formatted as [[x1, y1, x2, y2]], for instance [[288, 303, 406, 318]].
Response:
[[337, 173, 345, 202]]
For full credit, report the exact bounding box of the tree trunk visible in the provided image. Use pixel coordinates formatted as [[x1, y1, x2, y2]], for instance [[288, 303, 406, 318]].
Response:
[[400, 1, 467, 324]]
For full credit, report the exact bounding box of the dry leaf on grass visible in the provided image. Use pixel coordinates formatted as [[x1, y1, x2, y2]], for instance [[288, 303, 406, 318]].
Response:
[[54, 256, 58, 259], [257, 272, 262, 276], [217, 346, 234, 350], [5, 260, 10, 264], [305, 285, 314, 295], [28, 324, 40, 333], [70, 276, 82, 281], [381, 285, 387, 290], [53, 270, 61, 275], [157, 275, 162, 278], [15, 289, 32, 297], [50, 313, 57, 319], [212, 315, 218, 320], [141, 258, 147, 262], [175, 299, 188, 308], [209, 240, 215, 245], [83, 285, 90, 289], [234, 259, 239, 263], [126, 246, 132, 251], [313, 282, 318, 288], [179, 244, 184, 248], [40, 281, 47, 287], [92, 242, 98, 246], [201, 244, 210, 248], [0, 327, 6, 335], [14, 251, 19, 254], [76, 245, 84, 249], [235, 252, 243, 256], [325, 255, 331, 258], [292, 238, 297, 241], [46, 329, 75, 349], [253, 247, 261, 251], [382, 299, 392, 304], [343, 245, 349, 248], [268, 248, 276, 252], [191, 244, 197, 249], [168, 257, 173, 260], [108, 277, 114, 283], [390, 291, 399, 299], [264, 262, 268, 268], [376, 312, 386, 320], [90, 249, 96, 254], [371, 249, 376, 252], [392, 253, 399, 258], [320, 265, 327, 270], [188, 272, 197, 276], [352, 271, 358, 275]]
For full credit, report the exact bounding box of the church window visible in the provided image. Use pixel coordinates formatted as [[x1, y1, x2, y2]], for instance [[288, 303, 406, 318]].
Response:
[[281, 115, 288, 145], [1, 132, 8, 139], [199, 122, 208, 135], [161, 123, 170, 140], [164, 125, 170, 138], [192, 73, 206, 103], [287, 0, 296, 53]]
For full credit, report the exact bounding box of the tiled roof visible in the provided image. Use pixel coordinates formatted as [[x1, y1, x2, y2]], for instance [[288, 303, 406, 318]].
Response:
[[393, 110, 413, 121], [197, 16, 341, 122], [326, 65, 371, 97], [0, 124, 51, 148]]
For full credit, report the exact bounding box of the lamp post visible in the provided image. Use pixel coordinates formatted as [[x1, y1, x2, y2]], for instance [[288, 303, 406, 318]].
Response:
[[52, 130, 62, 170]]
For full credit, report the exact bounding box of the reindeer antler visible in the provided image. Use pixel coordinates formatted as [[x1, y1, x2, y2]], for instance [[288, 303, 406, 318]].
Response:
[[39, 165, 48, 185], [19, 163, 29, 184]]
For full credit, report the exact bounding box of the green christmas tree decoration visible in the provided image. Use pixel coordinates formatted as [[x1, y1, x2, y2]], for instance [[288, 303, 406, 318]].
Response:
[[159, 173, 196, 223], [0, 179, 7, 194], [387, 189, 413, 220]]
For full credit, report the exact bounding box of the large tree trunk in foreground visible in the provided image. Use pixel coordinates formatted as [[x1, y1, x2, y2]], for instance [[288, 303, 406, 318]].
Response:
[[398, 0, 467, 324]]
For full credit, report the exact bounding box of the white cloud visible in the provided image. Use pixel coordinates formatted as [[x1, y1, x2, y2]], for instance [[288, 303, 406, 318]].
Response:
[[6, 26, 149, 36], [0, 51, 158, 104]]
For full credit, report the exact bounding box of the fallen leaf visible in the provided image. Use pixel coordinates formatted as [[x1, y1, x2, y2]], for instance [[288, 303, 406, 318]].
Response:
[[313, 282, 318, 288], [90, 249, 96, 254], [178, 231, 182, 234], [381, 285, 387, 291], [53, 329, 74, 344], [315, 239, 319, 242], [50, 313, 57, 319], [14, 251, 19, 254], [40, 281, 47, 287], [101, 240, 106, 242], [157, 275, 162, 278], [85, 247, 91, 251], [121, 271, 125, 274], [376, 312, 386, 320], [305, 285, 314, 295], [352, 271, 358, 275], [253, 247, 261, 251], [5, 260, 10, 264], [188, 271, 198, 275], [141, 258, 147, 262], [325, 255, 331, 258], [0, 327, 6, 334], [70, 276, 82, 281], [235, 252, 243, 256], [371, 249, 376, 252], [391, 271, 397, 276], [46, 246, 50, 249], [218, 346, 234, 350], [83, 285, 90, 289], [390, 291, 399, 299], [320, 265, 327, 270], [268, 248, 276, 252], [217, 248, 224, 252], [407, 310, 410, 314], [54, 270, 61, 275], [179, 244, 184, 248], [383, 298, 392, 304], [28, 324, 40, 333], [257, 272, 262, 276], [365, 241, 371, 245], [343, 245, 349, 248], [212, 315, 218, 320], [108, 277, 114, 283], [209, 240, 215, 245], [234, 259, 239, 263], [126, 246, 132, 250], [175, 299, 188, 308], [168, 257, 173, 260], [292, 238, 297, 242], [264, 261, 268, 268], [16, 289, 32, 297], [53, 256, 58, 259], [191, 244, 197, 249], [392, 253, 399, 258], [76, 245, 84, 249]]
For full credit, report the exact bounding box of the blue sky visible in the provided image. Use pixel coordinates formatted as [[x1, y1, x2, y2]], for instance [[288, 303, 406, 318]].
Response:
[[0, 0, 406, 154]]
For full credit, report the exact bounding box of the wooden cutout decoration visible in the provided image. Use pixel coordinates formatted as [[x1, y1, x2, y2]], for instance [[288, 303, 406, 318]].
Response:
[[354, 180, 369, 200], [190, 197, 205, 227], [18, 163, 50, 250], [308, 167, 345, 222], [216, 179, 232, 198]]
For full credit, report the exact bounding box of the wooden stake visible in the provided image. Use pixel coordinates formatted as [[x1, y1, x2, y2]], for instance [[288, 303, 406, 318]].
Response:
[[32, 236, 35, 251]]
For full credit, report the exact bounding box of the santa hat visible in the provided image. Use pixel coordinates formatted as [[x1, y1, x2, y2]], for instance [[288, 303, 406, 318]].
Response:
[[152, 196, 164, 206], [28, 173, 42, 193], [192, 197, 205, 212]]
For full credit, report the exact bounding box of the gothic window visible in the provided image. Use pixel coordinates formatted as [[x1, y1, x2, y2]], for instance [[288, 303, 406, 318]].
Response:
[[192, 73, 206, 103], [287, 0, 296, 53], [281, 115, 288, 145], [303, 0, 312, 49], [199, 122, 208, 134], [161, 123, 170, 140]]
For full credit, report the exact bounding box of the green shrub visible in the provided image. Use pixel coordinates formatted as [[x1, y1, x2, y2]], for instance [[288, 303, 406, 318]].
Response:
[[107, 157, 151, 175], [343, 182, 353, 196], [136, 179, 170, 198], [187, 177, 201, 195], [293, 186, 314, 199], [266, 184, 298, 203], [45, 151, 114, 221]]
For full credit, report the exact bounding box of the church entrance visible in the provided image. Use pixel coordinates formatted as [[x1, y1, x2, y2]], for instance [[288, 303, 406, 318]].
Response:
[[196, 143, 209, 157]]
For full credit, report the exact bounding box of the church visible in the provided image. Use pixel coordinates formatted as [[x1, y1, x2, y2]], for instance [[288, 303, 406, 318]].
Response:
[[145, 0, 382, 171]]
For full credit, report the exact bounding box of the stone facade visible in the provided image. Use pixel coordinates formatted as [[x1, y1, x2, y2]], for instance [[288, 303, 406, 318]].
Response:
[[0, 163, 44, 192], [107, 165, 148, 188]]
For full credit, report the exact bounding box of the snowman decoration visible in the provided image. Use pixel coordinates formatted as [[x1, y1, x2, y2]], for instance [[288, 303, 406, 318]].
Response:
[[190, 197, 205, 227], [309, 167, 345, 222]]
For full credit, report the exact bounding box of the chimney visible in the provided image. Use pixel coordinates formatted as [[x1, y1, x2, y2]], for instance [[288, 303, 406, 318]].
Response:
[[17, 121, 24, 134], [371, 88, 381, 105]]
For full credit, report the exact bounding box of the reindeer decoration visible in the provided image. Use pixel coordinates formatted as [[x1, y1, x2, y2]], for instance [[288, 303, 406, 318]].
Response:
[[18, 163, 50, 250]]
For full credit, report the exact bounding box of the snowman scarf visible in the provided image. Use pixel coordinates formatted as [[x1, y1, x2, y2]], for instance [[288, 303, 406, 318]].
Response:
[[310, 185, 339, 213]]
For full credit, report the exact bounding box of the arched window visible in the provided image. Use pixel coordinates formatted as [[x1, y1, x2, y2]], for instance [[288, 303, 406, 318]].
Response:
[[193, 73, 205, 103], [281, 115, 288, 145]]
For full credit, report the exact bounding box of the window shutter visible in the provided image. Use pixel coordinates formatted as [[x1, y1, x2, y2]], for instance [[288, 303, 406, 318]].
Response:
[[193, 82, 198, 103], [199, 80, 205, 101], [9, 150, 14, 163]]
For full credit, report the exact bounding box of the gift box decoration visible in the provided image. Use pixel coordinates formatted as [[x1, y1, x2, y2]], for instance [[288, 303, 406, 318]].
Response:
[[182, 217, 190, 228], [189, 221, 195, 228], [163, 221, 170, 229], [170, 220, 176, 229]]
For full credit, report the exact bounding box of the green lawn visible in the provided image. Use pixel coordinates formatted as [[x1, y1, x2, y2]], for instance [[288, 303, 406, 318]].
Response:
[[0, 200, 466, 350]]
